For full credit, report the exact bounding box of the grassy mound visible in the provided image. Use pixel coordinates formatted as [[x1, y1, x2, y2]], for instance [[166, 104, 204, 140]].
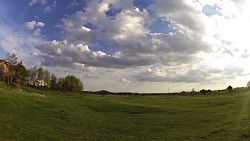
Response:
[[1, 82, 250, 140]]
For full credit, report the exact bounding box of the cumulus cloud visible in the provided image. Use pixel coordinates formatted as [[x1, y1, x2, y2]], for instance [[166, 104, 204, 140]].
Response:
[[35, 40, 156, 68], [25, 21, 36, 30], [149, 0, 205, 34], [36, 22, 45, 27], [25, 21, 45, 29], [32, 0, 250, 88], [24, 20, 45, 36], [36, 0, 211, 70]]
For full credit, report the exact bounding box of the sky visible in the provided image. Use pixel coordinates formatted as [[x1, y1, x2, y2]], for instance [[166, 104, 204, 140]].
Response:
[[0, 0, 250, 93]]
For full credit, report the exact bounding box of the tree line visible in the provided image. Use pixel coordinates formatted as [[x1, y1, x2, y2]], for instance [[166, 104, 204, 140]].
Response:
[[0, 53, 83, 93]]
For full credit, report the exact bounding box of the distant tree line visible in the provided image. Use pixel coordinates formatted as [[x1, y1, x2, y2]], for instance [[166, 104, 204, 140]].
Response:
[[0, 53, 83, 93]]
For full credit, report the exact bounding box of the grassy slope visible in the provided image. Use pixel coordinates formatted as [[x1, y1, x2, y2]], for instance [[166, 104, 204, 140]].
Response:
[[1, 82, 250, 140]]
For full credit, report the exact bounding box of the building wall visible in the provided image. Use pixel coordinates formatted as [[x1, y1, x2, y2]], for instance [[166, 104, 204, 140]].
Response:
[[34, 79, 48, 87], [0, 60, 9, 82], [0, 60, 9, 74]]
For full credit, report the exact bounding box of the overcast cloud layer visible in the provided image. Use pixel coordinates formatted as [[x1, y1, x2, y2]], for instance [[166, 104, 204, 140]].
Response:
[[0, 0, 250, 92]]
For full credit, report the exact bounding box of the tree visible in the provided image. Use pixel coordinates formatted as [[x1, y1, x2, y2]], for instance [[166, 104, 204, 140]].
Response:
[[50, 74, 57, 90], [63, 75, 83, 93], [6, 53, 18, 84], [14, 61, 28, 85], [28, 66, 38, 85], [44, 70, 51, 87], [0, 64, 5, 82], [227, 86, 233, 92], [200, 89, 207, 94], [57, 77, 65, 90], [247, 81, 250, 89], [37, 67, 44, 80]]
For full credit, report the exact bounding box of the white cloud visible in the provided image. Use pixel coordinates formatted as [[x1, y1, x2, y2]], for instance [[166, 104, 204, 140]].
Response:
[[150, 0, 205, 34], [30, 0, 250, 92], [121, 78, 130, 84], [36, 22, 45, 27], [24, 21, 45, 36], [56, 48, 62, 55], [32, 28, 42, 36], [35, 40, 154, 68], [51, 0, 209, 70], [109, 8, 151, 40], [77, 44, 90, 52], [92, 51, 107, 58], [67, 0, 79, 9], [28, 0, 57, 13], [25, 21, 36, 30], [135, 63, 243, 84], [25, 21, 45, 29], [43, 1, 57, 13], [0, 23, 43, 67], [81, 26, 91, 32], [29, 0, 47, 6]]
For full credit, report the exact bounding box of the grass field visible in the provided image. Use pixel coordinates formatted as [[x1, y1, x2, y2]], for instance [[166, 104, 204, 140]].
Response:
[[1, 82, 250, 140]]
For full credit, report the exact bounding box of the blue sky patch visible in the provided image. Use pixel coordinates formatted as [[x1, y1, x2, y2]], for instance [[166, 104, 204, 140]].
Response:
[[147, 18, 175, 34], [133, 0, 153, 11], [84, 22, 98, 30], [105, 4, 122, 20], [202, 4, 222, 17]]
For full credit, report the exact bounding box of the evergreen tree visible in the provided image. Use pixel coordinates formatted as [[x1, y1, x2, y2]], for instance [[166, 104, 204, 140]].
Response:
[[14, 61, 28, 85]]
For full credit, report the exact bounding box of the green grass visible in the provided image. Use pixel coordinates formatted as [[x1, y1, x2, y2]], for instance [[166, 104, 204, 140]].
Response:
[[1, 82, 250, 140]]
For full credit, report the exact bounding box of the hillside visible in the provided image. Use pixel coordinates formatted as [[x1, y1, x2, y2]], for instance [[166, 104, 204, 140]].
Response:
[[1, 82, 250, 140]]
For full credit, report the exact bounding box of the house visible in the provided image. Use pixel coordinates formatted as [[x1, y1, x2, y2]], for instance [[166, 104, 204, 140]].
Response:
[[34, 79, 48, 87], [29, 78, 47, 87], [0, 60, 9, 82], [0, 60, 9, 73]]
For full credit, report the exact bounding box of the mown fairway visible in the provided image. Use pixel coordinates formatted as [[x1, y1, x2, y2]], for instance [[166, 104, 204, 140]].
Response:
[[1, 82, 250, 141]]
